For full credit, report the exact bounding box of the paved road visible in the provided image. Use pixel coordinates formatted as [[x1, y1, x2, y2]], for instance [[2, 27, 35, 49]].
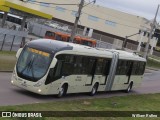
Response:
[[0, 70, 160, 106]]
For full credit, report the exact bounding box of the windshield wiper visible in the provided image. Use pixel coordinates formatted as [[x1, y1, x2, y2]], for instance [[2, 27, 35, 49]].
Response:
[[30, 58, 36, 81], [20, 55, 35, 78]]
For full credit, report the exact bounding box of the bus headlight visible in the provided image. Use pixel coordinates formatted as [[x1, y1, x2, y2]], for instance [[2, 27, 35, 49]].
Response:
[[34, 82, 43, 87], [12, 70, 17, 81], [11, 80, 14, 84], [38, 89, 42, 93]]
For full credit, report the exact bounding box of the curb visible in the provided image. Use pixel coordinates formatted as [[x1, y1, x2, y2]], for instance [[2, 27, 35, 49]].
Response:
[[146, 67, 159, 71]]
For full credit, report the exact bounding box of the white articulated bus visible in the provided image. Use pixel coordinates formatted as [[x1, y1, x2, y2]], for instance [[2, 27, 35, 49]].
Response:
[[11, 39, 146, 97]]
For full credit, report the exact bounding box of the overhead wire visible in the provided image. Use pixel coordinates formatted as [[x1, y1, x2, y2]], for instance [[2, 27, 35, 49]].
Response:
[[27, 0, 79, 5], [26, 0, 143, 30]]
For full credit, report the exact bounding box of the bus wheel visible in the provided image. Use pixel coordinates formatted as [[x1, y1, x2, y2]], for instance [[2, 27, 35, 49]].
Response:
[[57, 84, 68, 98], [126, 82, 133, 93], [90, 83, 98, 96]]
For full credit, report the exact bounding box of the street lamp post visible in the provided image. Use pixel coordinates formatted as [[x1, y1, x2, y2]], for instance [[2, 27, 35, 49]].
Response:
[[143, 5, 160, 59], [70, 0, 96, 42]]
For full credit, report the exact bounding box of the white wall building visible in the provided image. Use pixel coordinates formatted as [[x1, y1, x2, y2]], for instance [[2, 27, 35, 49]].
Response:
[[4, 0, 158, 51]]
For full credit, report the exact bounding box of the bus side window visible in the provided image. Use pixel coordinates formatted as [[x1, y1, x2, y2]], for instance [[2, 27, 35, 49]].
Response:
[[142, 62, 146, 74], [61, 37, 65, 41], [132, 62, 137, 75], [55, 35, 62, 41], [81, 57, 89, 74], [104, 59, 111, 75], [138, 62, 146, 75], [61, 55, 76, 76], [116, 60, 122, 75], [81, 57, 96, 75], [95, 58, 104, 75], [135, 62, 140, 75], [73, 56, 83, 75], [116, 60, 127, 75], [126, 61, 133, 76], [67, 37, 70, 42], [46, 31, 53, 37], [87, 57, 96, 75]]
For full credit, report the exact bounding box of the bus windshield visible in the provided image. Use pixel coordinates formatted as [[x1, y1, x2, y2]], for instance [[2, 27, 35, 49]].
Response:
[[16, 47, 52, 82]]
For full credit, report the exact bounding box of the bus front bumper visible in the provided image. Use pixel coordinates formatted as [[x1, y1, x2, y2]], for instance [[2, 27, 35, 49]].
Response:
[[11, 76, 49, 95]]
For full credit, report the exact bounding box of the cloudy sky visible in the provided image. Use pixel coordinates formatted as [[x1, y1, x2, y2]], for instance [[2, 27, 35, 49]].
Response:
[[94, 0, 160, 21]]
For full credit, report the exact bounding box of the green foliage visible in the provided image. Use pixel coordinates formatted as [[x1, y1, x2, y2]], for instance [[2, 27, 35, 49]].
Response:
[[147, 58, 160, 69], [0, 94, 160, 120], [0, 51, 16, 71]]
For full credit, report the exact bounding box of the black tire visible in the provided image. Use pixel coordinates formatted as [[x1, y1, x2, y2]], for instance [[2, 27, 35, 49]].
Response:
[[90, 83, 98, 96], [57, 84, 68, 98], [126, 83, 133, 93]]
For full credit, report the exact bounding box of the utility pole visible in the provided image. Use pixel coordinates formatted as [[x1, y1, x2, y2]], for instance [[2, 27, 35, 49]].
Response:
[[70, 0, 84, 42], [1, 12, 8, 28], [143, 5, 160, 59]]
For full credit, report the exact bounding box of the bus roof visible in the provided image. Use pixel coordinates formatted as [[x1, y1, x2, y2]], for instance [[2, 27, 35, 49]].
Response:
[[27, 39, 146, 62]]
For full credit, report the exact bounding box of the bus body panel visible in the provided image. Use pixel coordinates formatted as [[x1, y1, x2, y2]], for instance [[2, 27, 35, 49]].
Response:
[[11, 39, 146, 95], [111, 75, 129, 91]]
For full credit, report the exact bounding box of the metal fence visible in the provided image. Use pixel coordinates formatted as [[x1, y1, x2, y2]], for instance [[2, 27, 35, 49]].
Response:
[[0, 33, 33, 52]]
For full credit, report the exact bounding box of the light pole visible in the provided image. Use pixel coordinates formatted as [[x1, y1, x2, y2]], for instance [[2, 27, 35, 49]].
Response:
[[143, 5, 160, 59], [70, 0, 96, 42], [70, 0, 84, 43]]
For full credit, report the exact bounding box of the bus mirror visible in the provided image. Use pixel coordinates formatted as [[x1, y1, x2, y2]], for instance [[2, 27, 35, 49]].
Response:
[[16, 48, 23, 58], [50, 58, 57, 68]]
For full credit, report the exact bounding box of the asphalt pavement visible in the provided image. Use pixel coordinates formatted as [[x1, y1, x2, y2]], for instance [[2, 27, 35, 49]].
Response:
[[0, 70, 160, 106]]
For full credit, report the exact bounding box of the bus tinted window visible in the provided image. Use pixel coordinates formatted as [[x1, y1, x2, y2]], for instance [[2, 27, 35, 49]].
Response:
[[46, 31, 55, 37], [81, 40, 92, 47], [73, 56, 83, 74], [116, 60, 126, 75], [56, 35, 62, 41], [95, 58, 105, 75], [132, 62, 146, 75], [116, 60, 133, 75], [87, 58, 96, 75], [104, 60, 111, 75], [116, 60, 146, 75]]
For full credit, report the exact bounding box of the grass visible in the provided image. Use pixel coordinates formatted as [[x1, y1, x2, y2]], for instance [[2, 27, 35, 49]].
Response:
[[147, 58, 160, 69], [149, 55, 160, 60], [1, 93, 160, 111], [0, 51, 16, 55], [0, 94, 160, 120], [0, 51, 16, 71]]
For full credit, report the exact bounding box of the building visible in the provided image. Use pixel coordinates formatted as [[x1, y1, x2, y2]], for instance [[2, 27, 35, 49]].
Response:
[[1, 0, 159, 53]]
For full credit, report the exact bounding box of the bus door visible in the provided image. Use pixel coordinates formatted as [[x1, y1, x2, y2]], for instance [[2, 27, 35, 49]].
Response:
[[84, 57, 97, 86], [94, 59, 111, 85], [124, 61, 134, 85], [94, 58, 106, 85]]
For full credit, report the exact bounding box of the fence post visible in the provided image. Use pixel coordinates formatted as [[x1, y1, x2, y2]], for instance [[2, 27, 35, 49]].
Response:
[[20, 37, 25, 48], [10, 35, 16, 51], [0, 34, 6, 51]]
